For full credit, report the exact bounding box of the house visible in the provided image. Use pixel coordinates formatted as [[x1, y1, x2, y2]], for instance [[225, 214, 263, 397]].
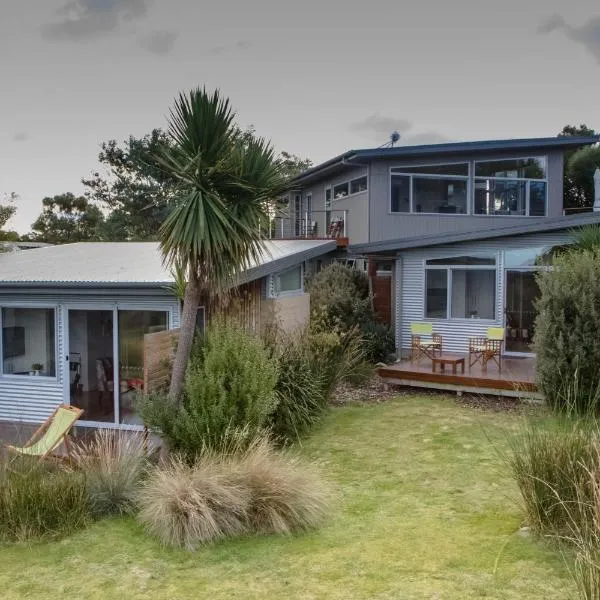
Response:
[[0, 239, 335, 430], [279, 135, 600, 392]]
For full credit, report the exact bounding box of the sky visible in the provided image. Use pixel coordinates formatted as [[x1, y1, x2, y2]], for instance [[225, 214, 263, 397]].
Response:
[[0, 0, 599, 233]]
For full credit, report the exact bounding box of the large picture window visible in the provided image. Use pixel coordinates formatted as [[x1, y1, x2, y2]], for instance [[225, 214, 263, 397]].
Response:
[[391, 163, 469, 214], [1, 307, 56, 377], [425, 256, 496, 320], [474, 157, 547, 216]]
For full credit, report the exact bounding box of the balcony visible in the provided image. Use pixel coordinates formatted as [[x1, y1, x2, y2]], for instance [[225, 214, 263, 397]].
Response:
[[267, 210, 349, 247]]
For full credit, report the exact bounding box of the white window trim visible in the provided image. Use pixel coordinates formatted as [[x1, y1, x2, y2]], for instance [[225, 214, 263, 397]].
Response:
[[389, 157, 548, 217], [332, 174, 368, 202], [0, 303, 60, 381], [424, 259, 498, 321]]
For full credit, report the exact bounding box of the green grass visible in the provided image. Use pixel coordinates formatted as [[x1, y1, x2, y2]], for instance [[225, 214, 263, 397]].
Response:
[[0, 396, 573, 599]]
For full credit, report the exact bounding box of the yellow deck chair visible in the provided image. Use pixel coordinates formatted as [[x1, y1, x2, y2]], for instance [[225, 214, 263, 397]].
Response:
[[6, 404, 83, 460], [410, 322, 442, 364], [468, 327, 505, 372]]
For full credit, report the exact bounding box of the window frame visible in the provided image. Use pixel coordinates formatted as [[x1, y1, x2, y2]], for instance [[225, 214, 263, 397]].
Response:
[[390, 162, 471, 215], [274, 264, 304, 298], [0, 303, 59, 380], [331, 174, 369, 202], [389, 157, 549, 217], [424, 256, 498, 321]]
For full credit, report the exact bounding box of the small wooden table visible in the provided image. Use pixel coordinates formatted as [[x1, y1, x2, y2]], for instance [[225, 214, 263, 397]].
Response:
[[431, 354, 465, 374]]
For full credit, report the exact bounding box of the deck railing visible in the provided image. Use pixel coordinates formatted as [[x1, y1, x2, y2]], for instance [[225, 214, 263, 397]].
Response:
[[267, 209, 348, 240]]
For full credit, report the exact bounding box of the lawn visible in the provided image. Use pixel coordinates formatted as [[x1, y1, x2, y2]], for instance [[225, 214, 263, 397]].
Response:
[[0, 395, 573, 599]]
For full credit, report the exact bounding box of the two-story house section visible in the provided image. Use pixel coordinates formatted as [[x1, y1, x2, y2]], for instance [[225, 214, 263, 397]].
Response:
[[280, 135, 600, 359]]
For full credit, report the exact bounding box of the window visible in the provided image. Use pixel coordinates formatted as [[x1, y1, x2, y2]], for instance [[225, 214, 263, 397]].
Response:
[[474, 157, 547, 216], [425, 256, 496, 320], [276, 265, 303, 295], [1, 307, 56, 377], [333, 182, 349, 199], [325, 187, 332, 210], [390, 163, 469, 214], [350, 176, 368, 194]]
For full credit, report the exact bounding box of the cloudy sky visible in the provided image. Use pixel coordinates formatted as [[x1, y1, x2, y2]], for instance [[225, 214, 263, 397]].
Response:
[[1, 0, 599, 233]]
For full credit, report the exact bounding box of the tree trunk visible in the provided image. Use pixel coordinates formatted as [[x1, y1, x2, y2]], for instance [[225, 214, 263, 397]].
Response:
[[168, 272, 201, 401]]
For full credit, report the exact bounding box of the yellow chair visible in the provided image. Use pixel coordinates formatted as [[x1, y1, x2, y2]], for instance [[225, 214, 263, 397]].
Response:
[[5, 404, 83, 461], [468, 327, 505, 372], [411, 322, 442, 365]]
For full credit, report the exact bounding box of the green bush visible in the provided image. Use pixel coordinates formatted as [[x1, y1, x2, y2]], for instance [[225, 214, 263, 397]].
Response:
[[136, 437, 329, 549], [140, 320, 278, 457], [269, 331, 327, 443], [72, 429, 149, 516], [535, 248, 600, 413], [307, 263, 394, 363], [0, 455, 88, 541]]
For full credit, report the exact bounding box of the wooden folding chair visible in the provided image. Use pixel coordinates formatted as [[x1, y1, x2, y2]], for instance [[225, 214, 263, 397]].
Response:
[[5, 404, 84, 461], [468, 327, 505, 372], [411, 322, 442, 365]]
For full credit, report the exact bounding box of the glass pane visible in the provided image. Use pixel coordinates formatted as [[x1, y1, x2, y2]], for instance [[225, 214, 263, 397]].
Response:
[[278, 267, 302, 293], [333, 182, 349, 199], [2, 308, 55, 377], [392, 163, 469, 176], [68, 310, 114, 422], [450, 270, 496, 319], [474, 179, 526, 215], [391, 175, 410, 213], [426, 270, 448, 318], [506, 271, 540, 353], [350, 176, 368, 194], [529, 181, 547, 216], [427, 255, 496, 266], [474, 157, 546, 179], [413, 177, 468, 214], [325, 188, 331, 209], [504, 245, 565, 268], [119, 310, 168, 425]]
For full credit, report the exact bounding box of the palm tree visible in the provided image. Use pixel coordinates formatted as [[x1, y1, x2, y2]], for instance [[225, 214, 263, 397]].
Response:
[[155, 88, 283, 399]]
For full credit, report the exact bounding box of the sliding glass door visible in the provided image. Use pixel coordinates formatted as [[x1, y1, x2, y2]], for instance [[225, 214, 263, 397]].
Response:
[[505, 270, 540, 354], [65, 306, 168, 427]]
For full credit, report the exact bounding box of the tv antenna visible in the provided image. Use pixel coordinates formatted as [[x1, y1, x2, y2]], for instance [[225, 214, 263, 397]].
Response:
[[379, 131, 401, 148]]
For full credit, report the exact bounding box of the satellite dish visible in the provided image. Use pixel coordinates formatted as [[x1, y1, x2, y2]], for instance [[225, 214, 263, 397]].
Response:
[[390, 131, 401, 145]]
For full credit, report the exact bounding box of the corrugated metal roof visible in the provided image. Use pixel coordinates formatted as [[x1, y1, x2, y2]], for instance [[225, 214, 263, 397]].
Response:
[[0, 240, 336, 287], [350, 212, 600, 254], [292, 136, 600, 185]]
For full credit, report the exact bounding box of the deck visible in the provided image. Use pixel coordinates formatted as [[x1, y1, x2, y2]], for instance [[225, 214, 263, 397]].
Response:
[[378, 356, 540, 399]]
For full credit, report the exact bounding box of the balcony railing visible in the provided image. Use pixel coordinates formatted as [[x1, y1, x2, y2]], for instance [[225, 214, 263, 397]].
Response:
[[267, 210, 348, 240]]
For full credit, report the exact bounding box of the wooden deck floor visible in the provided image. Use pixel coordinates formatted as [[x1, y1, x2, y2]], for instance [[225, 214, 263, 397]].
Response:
[[378, 356, 539, 398]]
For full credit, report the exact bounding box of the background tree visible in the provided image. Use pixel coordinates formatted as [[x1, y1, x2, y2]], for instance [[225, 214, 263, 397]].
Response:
[[558, 124, 599, 210], [30, 193, 104, 244], [0, 192, 20, 242], [82, 129, 176, 240], [155, 88, 284, 399]]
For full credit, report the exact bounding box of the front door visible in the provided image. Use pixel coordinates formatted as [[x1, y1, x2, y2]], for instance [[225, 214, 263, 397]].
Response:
[[505, 270, 540, 354]]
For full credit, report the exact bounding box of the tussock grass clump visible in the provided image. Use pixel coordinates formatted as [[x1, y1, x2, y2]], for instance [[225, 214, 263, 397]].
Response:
[[136, 438, 329, 549], [0, 454, 88, 541], [72, 430, 149, 516]]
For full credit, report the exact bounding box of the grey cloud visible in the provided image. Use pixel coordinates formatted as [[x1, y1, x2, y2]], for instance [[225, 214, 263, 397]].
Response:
[[12, 132, 28, 142], [350, 114, 413, 138], [41, 0, 148, 41], [208, 40, 251, 56], [139, 30, 178, 55], [538, 14, 600, 63]]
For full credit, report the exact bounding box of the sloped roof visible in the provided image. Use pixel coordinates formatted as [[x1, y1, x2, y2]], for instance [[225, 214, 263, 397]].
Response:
[[0, 240, 336, 287], [349, 212, 600, 255]]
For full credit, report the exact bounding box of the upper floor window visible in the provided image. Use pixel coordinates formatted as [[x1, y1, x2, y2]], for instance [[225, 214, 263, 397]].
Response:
[[473, 157, 547, 216], [333, 175, 368, 200], [391, 163, 469, 214]]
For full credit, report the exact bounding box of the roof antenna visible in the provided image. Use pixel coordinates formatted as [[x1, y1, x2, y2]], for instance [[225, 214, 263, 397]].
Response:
[[379, 131, 401, 148]]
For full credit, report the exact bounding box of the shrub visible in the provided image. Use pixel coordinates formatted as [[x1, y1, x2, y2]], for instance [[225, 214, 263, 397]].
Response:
[[140, 320, 278, 457], [359, 321, 395, 364], [0, 455, 88, 541], [535, 248, 600, 413], [270, 332, 327, 443], [72, 430, 149, 516], [137, 438, 329, 548], [507, 417, 598, 538]]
